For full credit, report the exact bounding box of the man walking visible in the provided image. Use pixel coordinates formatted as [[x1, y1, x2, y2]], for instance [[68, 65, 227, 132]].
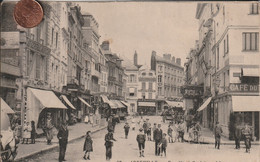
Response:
[[57, 122, 69, 162], [214, 122, 223, 149], [136, 128, 146, 157], [234, 124, 242, 149], [154, 124, 163, 156], [104, 130, 117, 161]]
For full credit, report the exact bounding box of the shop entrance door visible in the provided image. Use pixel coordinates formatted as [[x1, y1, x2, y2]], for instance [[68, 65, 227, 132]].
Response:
[[254, 112, 259, 140]]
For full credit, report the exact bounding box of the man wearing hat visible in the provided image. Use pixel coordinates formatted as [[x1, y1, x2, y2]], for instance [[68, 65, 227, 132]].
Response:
[[104, 130, 117, 160], [136, 128, 146, 157], [154, 124, 163, 156], [124, 122, 130, 139], [214, 121, 223, 149], [57, 121, 69, 162]]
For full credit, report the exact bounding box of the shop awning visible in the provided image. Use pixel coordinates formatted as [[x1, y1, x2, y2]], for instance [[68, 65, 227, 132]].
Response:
[[232, 96, 260, 112], [28, 88, 67, 109], [111, 100, 126, 108], [138, 102, 156, 107], [1, 98, 15, 114], [120, 101, 129, 107], [61, 95, 76, 110], [101, 95, 117, 109], [197, 97, 212, 112], [242, 68, 260, 77], [78, 97, 92, 107]]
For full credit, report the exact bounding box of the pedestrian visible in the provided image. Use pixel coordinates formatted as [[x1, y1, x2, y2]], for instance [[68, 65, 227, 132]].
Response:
[[154, 124, 163, 156], [45, 113, 54, 145], [131, 117, 136, 131], [112, 115, 117, 132], [242, 124, 252, 153], [214, 122, 223, 149], [107, 116, 114, 132], [152, 123, 157, 141], [83, 131, 93, 160], [160, 133, 167, 157], [14, 123, 20, 143], [143, 120, 148, 136], [234, 124, 242, 149], [104, 130, 116, 161], [193, 121, 201, 143], [177, 120, 185, 142], [136, 128, 146, 157], [167, 125, 173, 143], [124, 122, 130, 139], [30, 121, 36, 144], [57, 121, 69, 162], [147, 127, 152, 141], [22, 122, 31, 144]]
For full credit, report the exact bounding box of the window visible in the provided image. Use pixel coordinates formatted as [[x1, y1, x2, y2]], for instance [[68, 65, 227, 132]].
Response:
[[129, 74, 136, 83], [148, 93, 152, 99], [250, 3, 259, 14], [159, 66, 162, 72], [142, 82, 146, 90], [217, 46, 220, 69], [224, 35, 229, 54], [158, 87, 162, 95], [158, 75, 162, 83], [51, 28, 54, 45], [142, 93, 145, 99], [142, 72, 146, 76], [149, 73, 153, 76], [242, 32, 259, 51], [149, 82, 153, 90], [56, 32, 58, 48]]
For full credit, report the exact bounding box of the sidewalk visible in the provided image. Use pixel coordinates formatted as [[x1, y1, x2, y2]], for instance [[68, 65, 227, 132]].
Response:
[[184, 127, 260, 145], [15, 121, 107, 161]]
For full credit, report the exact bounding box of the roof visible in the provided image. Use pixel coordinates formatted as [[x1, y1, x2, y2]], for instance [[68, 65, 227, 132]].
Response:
[[121, 55, 139, 71], [155, 55, 183, 69]]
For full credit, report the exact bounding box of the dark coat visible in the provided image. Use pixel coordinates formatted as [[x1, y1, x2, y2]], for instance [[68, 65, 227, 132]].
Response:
[[214, 125, 223, 138], [154, 128, 163, 141], [161, 138, 167, 148], [105, 132, 116, 147], [136, 133, 146, 144], [83, 135, 93, 152], [234, 126, 242, 139], [124, 124, 130, 132], [57, 126, 69, 142]]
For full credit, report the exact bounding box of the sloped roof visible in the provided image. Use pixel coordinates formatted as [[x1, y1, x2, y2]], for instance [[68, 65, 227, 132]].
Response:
[[155, 55, 183, 69]]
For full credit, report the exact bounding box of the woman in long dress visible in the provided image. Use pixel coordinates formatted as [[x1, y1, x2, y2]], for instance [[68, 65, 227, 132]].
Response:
[[22, 122, 31, 144], [45, 113, 54, 145], [83, 131, 93, 160]]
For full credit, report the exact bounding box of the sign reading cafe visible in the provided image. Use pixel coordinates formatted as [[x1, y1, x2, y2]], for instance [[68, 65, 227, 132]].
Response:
[[229, 83, 259, 93]]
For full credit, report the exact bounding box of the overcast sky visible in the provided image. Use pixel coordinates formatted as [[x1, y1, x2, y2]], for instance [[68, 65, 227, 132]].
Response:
[[79, 2, 199, 67]]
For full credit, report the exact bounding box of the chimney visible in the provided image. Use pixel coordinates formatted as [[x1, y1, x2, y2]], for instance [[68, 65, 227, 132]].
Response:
[[101, 41, 110, 50], [151, 51, 157, 71], [163, 54, 171, 60], [172, 56, 175, 63], [176, 58, 181, 65], [134, 51, 138, 66]]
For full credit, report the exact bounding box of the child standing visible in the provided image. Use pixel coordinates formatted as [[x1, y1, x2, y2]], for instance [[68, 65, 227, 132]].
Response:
[[167, 125, 173, 143], [147, 127, 151, 141], [160, 133, 167, 157], [136, 128, 146, 157], [83, 131, 93, 160], [124, 122, 130, 139]]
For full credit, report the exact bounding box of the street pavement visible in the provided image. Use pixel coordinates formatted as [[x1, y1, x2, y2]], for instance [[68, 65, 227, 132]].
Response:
[[23, 116, 260, 162], [15, 120, 107, 161]]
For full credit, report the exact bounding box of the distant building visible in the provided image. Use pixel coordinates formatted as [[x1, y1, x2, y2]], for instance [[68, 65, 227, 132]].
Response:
[[122, 52, 141, 114], [137, 66, 157, 115], [151, 51, 185, 112]]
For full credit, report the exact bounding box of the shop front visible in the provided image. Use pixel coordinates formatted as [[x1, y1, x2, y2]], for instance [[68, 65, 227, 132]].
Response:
[[26, 87, 67, 133], [231, 96, 260, 141], [137, 101, 156, 115]]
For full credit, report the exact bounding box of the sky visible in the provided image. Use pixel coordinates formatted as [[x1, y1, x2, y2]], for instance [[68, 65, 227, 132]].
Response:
[[79, 2, 199, 67]]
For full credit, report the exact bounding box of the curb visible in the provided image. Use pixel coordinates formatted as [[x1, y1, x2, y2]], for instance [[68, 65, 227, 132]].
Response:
[[15, 126, 107, 162]]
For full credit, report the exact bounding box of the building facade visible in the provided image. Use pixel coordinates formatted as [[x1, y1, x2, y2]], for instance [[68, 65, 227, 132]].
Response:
[[122, 52, 140, 114], [189, 2, 260, 140]]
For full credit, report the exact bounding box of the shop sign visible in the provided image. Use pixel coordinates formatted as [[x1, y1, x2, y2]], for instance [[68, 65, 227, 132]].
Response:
[[229, 83, 259, 93], [180, 86, 203, 98]]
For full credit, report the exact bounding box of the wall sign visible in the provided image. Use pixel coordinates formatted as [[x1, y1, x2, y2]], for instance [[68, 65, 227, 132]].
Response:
[[229, 83, 259, 93], [180, 85, 204, 98]]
